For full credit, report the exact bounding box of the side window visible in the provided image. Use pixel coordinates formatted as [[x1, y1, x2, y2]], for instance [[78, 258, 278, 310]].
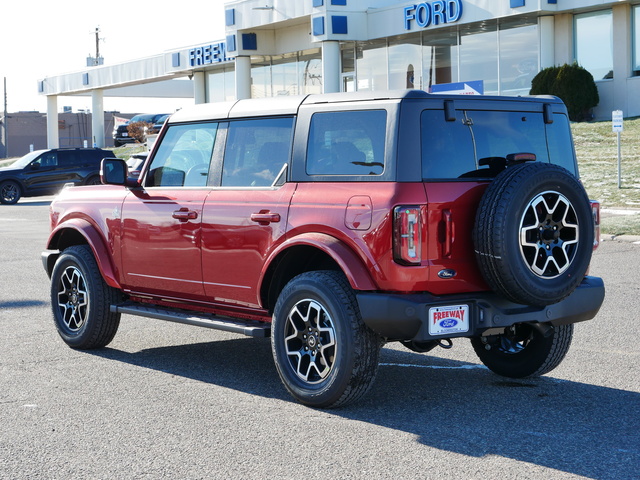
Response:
[[221, 117, 293, 187], [146, 123, 218, 187], [306, 110, 386, 176], [57, 151, 76, 167], [33, 151, 58, 168]]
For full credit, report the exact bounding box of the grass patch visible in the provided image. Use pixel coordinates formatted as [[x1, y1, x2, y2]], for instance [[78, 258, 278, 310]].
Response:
[[573, 117, 640, 236], [600, 214, 640, 236], [573, 117, 640, 208]]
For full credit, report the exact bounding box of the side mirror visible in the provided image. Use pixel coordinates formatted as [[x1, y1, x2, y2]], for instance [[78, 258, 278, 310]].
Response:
[[101, 158, 129, 186]]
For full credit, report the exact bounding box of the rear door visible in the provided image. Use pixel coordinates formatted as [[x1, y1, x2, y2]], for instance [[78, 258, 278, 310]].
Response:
[[201, 116, 295, 309], [419, 102, 554, 294]]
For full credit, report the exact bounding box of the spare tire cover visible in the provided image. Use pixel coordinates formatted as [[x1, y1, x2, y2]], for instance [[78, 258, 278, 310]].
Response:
[[473, 162, 594, 306]]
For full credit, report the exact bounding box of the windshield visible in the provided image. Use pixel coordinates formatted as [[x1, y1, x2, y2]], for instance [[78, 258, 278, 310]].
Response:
[[10, 150, 47, 169]]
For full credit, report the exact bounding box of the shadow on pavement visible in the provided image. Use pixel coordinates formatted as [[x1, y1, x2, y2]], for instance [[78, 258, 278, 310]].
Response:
[[90, 337, 639, 480]]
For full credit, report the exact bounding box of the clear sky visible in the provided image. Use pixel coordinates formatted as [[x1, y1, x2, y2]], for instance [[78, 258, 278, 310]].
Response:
[[0, 0, 226, 114]]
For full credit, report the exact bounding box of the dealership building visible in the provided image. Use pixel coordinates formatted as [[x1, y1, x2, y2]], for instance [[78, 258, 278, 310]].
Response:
[[39, 0, 640, 148]]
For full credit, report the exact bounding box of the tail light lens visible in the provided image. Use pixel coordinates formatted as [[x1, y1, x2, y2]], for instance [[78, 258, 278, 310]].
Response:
[[393, 206, 422, 265], [591, 200, 600, 250]]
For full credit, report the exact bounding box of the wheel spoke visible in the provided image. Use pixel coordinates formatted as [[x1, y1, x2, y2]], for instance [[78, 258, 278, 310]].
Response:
[[519, 191, 580, 278], [56, 266, 88, 332], [284, 299, 336, 384]]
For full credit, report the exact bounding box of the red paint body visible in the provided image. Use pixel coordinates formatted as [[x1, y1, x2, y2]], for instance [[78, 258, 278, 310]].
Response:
[[47, 176, 490, 321]]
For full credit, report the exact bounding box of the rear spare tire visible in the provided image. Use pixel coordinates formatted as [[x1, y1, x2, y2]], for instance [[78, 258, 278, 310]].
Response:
[[473, 162, 594, 306]]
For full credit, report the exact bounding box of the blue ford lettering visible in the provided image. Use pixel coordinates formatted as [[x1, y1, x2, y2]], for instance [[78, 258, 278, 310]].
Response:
[[439, 318, 459, 328], [404, 0, 463, 30]]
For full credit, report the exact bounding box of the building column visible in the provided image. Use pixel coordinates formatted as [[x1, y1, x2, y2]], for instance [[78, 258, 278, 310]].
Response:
[[193, 71, 206, 104], [91, 89, 105, 148], [322, 41, 341, 93], [46, 95, 59, 149], [539, 16, 555, 69], [553, 14, 573, 67], [612, 4, 631, 112], [235, 56, 251, 100]]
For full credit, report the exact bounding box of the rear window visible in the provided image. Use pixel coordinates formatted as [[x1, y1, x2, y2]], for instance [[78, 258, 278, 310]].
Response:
[[306, 110, 386, 176], [421, 109, 576, 180]]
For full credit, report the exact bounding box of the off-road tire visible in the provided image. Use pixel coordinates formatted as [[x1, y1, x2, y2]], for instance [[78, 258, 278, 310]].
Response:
[[271, 270, 380, 408], [473, 162, 594, 306], [471, 323, 573, 378], [50, 245, 121, 349]]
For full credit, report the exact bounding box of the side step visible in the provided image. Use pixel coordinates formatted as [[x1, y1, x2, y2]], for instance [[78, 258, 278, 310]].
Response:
[[111, 303, 271, 338]]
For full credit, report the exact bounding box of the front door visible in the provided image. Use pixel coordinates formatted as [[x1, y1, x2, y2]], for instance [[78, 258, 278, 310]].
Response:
[[119, 122, 218, 301]]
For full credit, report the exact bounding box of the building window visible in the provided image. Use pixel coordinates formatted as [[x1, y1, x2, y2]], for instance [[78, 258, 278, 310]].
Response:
[[345, 18, 537, 96], [575, 10, 613, 80], [388, 34, 422, 89], [634, 5, 640, 76], [459, 23, 499, 94], [207, 67, 235, 103], [356, 39, 388, 91], [249, 49, 322, 98], [499, 20, 538, 95], [423, 29, 459, 89]]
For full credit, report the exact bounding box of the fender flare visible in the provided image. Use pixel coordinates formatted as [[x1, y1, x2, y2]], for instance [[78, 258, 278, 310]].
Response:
[[47, 218, 121, 289], [261, 232, 377, 292]]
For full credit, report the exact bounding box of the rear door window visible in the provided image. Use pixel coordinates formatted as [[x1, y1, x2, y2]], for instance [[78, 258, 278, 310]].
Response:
[[221, 117, 293, 187]]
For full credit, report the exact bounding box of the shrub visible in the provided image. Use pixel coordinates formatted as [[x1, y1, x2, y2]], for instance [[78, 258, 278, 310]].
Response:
[[126, 121, 154, 143], [530, 63, 599, 122]]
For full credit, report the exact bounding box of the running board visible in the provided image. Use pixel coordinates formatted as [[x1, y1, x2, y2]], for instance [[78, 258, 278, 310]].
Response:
[[111, 303, 271, 338]]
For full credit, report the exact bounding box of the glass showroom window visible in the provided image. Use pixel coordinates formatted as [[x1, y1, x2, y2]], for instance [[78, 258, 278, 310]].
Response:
[[272, 53, 300, 96], [356, 39, 388, 91], [299, 49, 323, 95], [423, 29, 459, 89], [499, 21, 538, 96], [388, 34, 422, 89], [207, 67, 235, 103], [459, 23, 499, 94], [634, 5, 640, 76], [251, 58, 272, 98], [575, 10, 613, 80]]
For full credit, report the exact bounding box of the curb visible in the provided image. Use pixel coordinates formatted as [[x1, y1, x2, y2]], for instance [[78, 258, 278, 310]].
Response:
[[601, 234, 640, 244]]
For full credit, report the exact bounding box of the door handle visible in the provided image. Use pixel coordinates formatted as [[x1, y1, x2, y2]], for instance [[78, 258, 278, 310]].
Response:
[[250, 212, 281, 225], [172, 208, 198, 221]]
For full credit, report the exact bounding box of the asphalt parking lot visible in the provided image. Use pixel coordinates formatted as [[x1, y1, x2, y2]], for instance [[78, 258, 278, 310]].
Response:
[[1, 197, 639, 479]]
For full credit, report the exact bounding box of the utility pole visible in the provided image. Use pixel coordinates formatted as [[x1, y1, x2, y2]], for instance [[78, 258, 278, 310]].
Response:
[[2, 77, 7, 158], [87, 27, 104, 66], [95, 26, 100, 63]]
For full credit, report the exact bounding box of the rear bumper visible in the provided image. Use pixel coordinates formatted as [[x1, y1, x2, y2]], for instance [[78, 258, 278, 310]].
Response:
[[356, 276, 605, 341]]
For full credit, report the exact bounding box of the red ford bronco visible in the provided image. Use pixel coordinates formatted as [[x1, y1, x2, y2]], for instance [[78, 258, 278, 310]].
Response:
[[43, 90, 605, 407]]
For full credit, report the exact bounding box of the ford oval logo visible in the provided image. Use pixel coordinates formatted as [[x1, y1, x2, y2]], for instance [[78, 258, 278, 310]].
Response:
[[439, 318, 458, 328], [438, 269, 457, 279]]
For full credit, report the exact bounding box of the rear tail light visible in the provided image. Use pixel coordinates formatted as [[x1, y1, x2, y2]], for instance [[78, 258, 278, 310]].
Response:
[[591, 200, 600, 250], [393, 206, 422, 265]]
